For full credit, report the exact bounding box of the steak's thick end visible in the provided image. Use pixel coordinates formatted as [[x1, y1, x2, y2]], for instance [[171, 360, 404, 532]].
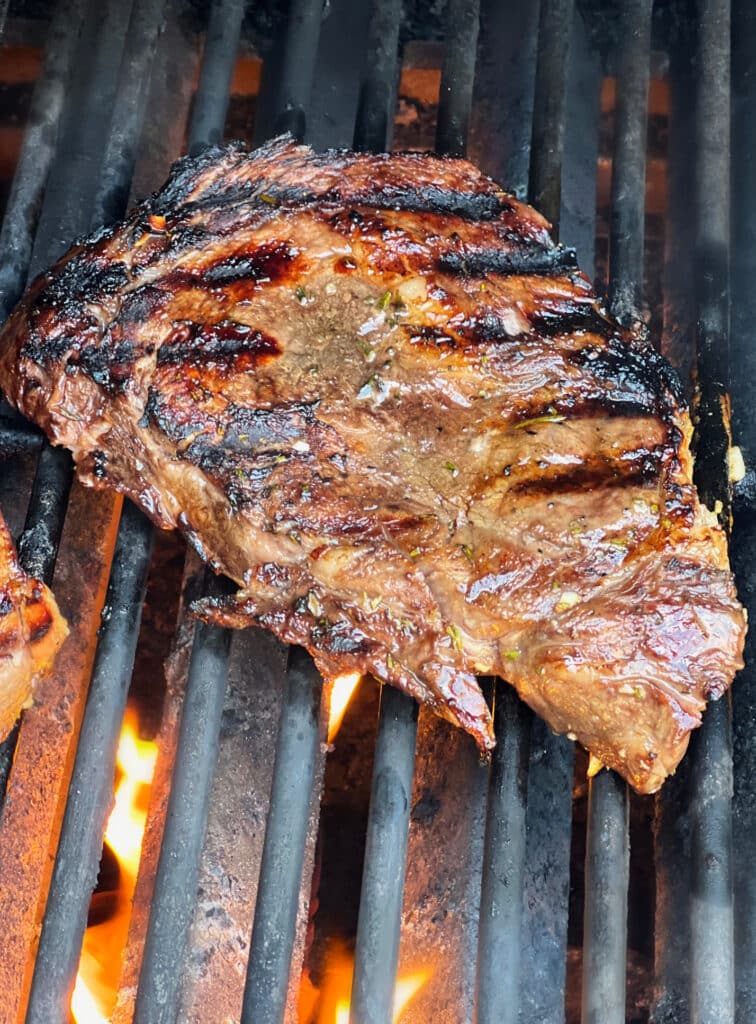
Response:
[[0, 136, 745, 791]]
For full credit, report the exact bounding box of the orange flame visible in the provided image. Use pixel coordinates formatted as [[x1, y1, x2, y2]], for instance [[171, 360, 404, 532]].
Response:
[[335, 972, 428, 1023], [327, 673, 361, 742], [301, 940, 430, 1023], [70, 708, 157, 1023]]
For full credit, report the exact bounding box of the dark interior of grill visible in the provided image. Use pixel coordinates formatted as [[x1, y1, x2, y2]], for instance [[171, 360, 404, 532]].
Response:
[[0, 0, 754, 1022]]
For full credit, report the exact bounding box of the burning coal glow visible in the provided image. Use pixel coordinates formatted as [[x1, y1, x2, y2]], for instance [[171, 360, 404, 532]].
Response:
[[70, 708, 157, 1023], [327, 673, 362, 742]]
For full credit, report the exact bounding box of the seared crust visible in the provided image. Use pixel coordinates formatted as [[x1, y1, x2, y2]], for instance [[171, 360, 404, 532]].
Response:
[[0, 136, 745, 791], [0, 513, 68, 739]]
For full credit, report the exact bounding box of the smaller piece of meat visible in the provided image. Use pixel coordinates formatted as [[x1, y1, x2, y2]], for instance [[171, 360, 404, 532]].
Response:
[[0, 510, 68, 740]]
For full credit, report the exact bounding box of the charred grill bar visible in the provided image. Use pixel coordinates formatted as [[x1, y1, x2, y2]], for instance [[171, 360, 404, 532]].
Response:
[[582, 2, 652, 1022], [0, 1, 750, 1022], [689, 0, 735, 1019]]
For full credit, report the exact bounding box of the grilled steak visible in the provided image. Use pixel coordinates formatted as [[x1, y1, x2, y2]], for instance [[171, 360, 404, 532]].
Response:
[[0, 509, 67, 739], [0, 137, 745, 792]]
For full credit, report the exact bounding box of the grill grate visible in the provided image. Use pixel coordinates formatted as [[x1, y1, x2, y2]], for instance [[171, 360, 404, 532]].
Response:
[[0, 0, 750, 1021]]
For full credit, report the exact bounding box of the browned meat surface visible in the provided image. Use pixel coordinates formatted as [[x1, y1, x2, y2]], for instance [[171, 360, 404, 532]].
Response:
[[0, 510, 68, 739], [0, 137, 745, 792]]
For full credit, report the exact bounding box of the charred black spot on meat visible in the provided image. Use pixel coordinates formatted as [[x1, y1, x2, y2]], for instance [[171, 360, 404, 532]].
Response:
[[570, 337, 684, 419], [201, 243, 299, 286], [407, 325, 458, 348], [21, 332, 78, 366], [158, 320, 282, 370], [116, 285, 170, 324], [528, 301, 614, 339], [311, 617, 373, 655], [438, 244, 578, 278], [74, 337, 137, 392], [0, 591, 13, 617], [40, 256, 129, 308], [21, 315, 104, 370], [92, 449, 109, 480], [225, 400, 320, 445], [350, 185, 512, 220]]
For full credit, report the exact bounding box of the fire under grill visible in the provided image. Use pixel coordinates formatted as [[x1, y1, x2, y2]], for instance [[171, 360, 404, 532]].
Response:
[[0, 0, 754, 1021]]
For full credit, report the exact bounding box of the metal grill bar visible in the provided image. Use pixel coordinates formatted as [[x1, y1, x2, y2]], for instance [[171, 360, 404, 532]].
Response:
[[350, 686, 418, 1024], [349, 3, 484, 1018], [475, 6, 573, 1020], [241, 648, 325, 1024], [26, 501, 154, 1021], [230, 2, 330, 1018], [581, 3, 652, 1021], [346, 5, 418, 1018], [436, 0, 480, 158], [476, 686, 530, 1024], [19, 1, 167, 1016], [272, 0, 326, 138], [130, 3, 245, 1018], [689, 0, 735, 1016], [652, 13, 697, 1020], [353, 0, 402, 153], [731, 2, 756, 1020], [28, 0, 133, 272], [528, 0, 573, 231], [0, 0, 85, 321], [134, 575, 234, 1024], [188, 0, 246, 155], [92, 0, 168, 226]]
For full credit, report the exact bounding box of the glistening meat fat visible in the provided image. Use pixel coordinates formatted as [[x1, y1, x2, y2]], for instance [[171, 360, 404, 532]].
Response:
[[0, 136, 745, 792]]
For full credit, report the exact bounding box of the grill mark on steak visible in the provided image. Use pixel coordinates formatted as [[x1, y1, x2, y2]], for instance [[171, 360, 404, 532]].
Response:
[[345, 185, 513, 220], [42, 256, 128, 307], [157, 320, 281, 369], [438, 245, 578, 278], [505, 460, 664, 499], [527, 302, 615, 339], [0, 135, 745, 794], [198, 243, 300, 286], [570, 337, 684, 415]]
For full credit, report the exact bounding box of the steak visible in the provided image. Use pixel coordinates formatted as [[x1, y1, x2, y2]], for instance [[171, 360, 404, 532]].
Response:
[[0, 509, 67, 740], [0, 136, 745, 792]]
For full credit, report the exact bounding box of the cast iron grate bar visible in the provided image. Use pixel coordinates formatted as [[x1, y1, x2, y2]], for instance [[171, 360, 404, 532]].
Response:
[[348, 3, 478, 1021], [0, 0, 86, 322], [132, 571, 235, 1023], [347, 4, 413, 1022], [0, 0, 146, 801], [476, 2, 572, 1020], [730, 1, 756, 1019], [353, 0, 402, 153], [240, 647, 325, 1024], [21, 1, 167, 1018], [581, 2, 652, 1022], [26, 503, 154, 1022], [528, 0, 574, 230], [238, 0, 332, 1016], [0, 0, 96, 805], [187, 0, 246, 156], [129, 3, 245, 1020], [689, 0, 735, 1020], [271, 0, 327, 140]]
